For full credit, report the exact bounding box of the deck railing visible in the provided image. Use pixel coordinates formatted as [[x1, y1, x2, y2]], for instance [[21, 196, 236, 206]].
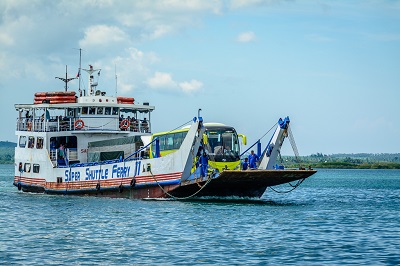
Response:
[[16, 117, 151, 133]]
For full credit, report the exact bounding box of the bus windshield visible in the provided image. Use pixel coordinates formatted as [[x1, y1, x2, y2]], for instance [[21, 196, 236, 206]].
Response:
[[204, 127, 240, 162]]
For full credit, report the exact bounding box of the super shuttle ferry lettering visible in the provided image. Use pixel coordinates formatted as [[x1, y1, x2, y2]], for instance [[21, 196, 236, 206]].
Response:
[[112, 165, 131, 178], [85, 168, 109, 180], [64, 164, 131, 182], [65, 170, 81, 182]]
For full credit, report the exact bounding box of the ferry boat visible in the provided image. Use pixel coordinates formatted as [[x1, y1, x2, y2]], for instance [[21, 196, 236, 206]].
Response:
[[13, 64, 316, 199]]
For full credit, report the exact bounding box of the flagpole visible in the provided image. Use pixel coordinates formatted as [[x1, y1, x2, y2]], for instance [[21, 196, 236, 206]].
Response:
[[115, 64, 118, 96], [78, 48, 82, 96], [65, 65, 68, 92]]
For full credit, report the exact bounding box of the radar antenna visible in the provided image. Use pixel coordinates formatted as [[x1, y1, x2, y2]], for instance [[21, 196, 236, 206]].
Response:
[[55, 65, 77, 92]]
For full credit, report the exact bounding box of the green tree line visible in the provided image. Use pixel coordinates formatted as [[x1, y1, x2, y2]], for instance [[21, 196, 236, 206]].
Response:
[[0, 141, 16, 163], [1, 140, 400, 169], [282, 153, 400, 169]]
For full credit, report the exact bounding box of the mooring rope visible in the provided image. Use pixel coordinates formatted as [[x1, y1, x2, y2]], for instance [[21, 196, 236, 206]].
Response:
[[149, 169, 213, 200], [268, 178, 306, 194]]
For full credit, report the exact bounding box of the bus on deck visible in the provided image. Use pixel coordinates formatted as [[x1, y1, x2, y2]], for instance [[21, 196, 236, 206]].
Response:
[[150, 123, 247, 172]]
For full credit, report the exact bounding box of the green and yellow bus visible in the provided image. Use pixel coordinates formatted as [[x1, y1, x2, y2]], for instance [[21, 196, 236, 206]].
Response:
[[150, 123, 246, 172]]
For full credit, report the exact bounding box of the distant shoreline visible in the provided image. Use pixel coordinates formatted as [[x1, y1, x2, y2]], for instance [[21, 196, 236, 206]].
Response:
[[1, 142, 400, 169]]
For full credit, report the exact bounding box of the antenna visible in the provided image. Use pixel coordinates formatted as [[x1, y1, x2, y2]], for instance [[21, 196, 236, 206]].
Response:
[[115, 64, 118, 96], [55, 65, 76, 92], [78, 48, 82, 96], [74, 48, 84, 96]]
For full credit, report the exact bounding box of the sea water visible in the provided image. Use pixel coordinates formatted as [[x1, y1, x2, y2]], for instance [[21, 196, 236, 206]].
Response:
[[0, 164, 399, 265]]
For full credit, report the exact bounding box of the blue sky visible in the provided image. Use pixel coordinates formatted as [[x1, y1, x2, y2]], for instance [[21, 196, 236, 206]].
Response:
[[0, 0, 399, 155]]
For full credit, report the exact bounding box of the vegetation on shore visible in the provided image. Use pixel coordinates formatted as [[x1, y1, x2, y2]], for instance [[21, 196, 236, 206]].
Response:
[[283, 153, 400, 169], [0, 141, 16, 164], [1, 141, 400, 169]]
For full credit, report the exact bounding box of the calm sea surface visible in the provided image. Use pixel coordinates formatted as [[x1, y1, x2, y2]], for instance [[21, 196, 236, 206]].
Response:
[[1, 164, 399, 265]]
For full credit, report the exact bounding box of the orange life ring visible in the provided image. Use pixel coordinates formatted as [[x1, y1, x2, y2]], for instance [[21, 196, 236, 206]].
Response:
[[74, 119, 85, 129], [120, 119, 130, 129]]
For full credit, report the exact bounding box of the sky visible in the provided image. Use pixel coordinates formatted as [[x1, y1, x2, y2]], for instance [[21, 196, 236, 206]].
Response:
[[0, 0, 399, 155]]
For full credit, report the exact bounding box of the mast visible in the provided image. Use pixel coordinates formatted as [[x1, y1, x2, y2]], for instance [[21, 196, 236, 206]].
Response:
[[82, 65, 101, 96], [55, 65, 76, 92], [115, 64, 118, 96], [78, 48, 82, 96]]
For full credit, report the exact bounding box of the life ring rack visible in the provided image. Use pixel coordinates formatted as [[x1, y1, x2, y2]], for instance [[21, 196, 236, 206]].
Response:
[[120, 119, 130, 130], [74, 119, 85, 129]]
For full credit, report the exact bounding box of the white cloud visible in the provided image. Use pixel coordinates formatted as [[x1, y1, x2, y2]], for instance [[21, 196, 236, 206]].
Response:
[[0, 32, 14, 46], [146, 72, 178, 89], [79, 25, 129, 47], [146, 72, 203, 93], [179, 80, 203, 93], [148, 24, 174, 40], [118, 83, 134, 94], [230, 0, 272, 9], [237, 31, 256, 42]]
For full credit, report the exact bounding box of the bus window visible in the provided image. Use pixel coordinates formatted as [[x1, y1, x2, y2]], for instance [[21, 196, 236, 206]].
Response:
[[19, 136, 27, 148], [173, 132, 186, 149], [151, 131, 188, 157], [159, 135, 166, 151], [205, 127, 240, 162], [164, 136, 172, 150]]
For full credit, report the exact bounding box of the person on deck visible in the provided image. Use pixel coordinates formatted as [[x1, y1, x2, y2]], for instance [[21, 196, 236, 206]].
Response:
[[248, 150, 259, 169], [199, 152, 209, 177], [242, 158, 249, 170], [142, 118, 149, 132], [59, 143, 65, 159]]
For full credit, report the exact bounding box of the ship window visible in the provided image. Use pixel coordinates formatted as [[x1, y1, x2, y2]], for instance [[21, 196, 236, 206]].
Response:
[[82, 107, 88, 115], [97, 107, 103, 115], [89, 107, 96, 115], [33, 164, 40, 173], [36, 137, 44, 149], [112, 107, 119, 115], [105, 107, 111, 115], [19, 136, 27, 148], [67, 108, 74, 117], [24, 163, 31, 173], [28, 136, 35, 149]]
